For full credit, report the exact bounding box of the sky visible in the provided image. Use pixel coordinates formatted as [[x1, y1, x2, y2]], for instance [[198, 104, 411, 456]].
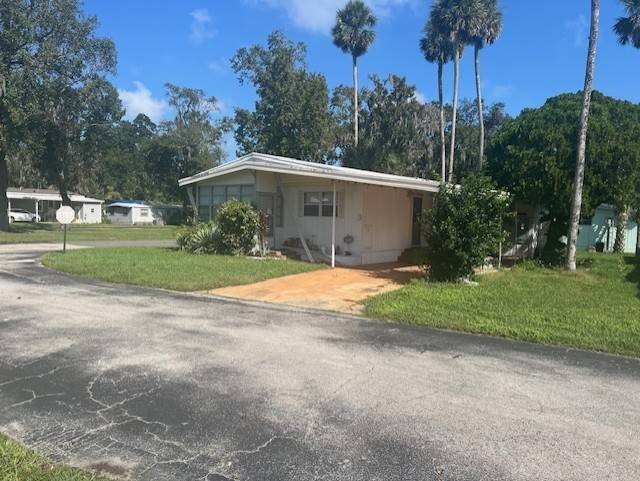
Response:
[[84, 0, 640, 156]]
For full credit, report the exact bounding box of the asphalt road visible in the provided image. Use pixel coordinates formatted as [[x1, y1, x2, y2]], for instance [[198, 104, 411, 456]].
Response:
[[1, 245, 639, 481]]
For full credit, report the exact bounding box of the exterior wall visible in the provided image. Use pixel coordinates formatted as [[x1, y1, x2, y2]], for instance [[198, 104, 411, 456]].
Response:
[[191, 170, 432, 265], [78, 203, 102, 223], [577, 205, 638, 254], [107, 211, 133, 224], [361, 185, 416, 264], [274, 178, 364, 262], [131, 206, 156, 224]]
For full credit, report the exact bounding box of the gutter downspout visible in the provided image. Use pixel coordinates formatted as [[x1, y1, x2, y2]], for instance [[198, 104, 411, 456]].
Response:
[[331, 181, 336, 268]]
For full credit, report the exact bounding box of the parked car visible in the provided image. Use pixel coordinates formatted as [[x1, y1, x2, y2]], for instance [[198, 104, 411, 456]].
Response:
[[9, 208, 40, 223]]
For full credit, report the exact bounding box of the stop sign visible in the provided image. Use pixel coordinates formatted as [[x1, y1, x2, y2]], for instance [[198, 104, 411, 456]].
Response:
[[56, 206, 75, 224]]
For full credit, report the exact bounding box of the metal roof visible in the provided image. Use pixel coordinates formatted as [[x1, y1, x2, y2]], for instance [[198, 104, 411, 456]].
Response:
[[7, 188, 103, 204], [178, 153, 441, 193], [106, 202, 151, 209]]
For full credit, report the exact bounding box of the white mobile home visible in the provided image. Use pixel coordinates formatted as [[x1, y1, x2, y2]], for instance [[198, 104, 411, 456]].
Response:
[[7, 188, 103, 223], [179, 153, 440, 266], [105, 202, 157, 225]]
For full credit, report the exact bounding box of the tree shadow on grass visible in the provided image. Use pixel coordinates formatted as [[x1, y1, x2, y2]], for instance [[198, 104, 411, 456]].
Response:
[[624, 255, 640, 298]]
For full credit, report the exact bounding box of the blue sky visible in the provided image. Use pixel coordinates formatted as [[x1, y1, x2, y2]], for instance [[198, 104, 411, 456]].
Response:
[[85, 0, 640, 155]]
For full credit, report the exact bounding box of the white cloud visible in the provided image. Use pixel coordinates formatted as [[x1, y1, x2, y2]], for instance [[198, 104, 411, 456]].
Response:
[[253, 0, 417, 34], [118, 81, 168, 123], [413, 91, 427, 104], [565, 14, 588, 47], [190, 8, 216, 43]]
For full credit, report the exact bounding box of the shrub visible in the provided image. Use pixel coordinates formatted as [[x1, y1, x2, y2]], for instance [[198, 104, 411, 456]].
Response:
[[423, 176, 510, 281], [214, 200, 260, 255], [176, 222, 220, 254]]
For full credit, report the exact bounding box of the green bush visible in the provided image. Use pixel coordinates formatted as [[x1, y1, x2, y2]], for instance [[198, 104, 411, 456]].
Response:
[[423, 176, 510, 281], [176, 222, 220, 254], [215, 200, 260, 255]]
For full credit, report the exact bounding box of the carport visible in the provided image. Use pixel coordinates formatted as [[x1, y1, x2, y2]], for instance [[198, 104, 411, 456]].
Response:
[[7, 188, 104, 223]]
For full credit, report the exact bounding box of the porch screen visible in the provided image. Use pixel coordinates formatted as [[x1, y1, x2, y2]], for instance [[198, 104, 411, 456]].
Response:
[[198, 184, 256, 221]]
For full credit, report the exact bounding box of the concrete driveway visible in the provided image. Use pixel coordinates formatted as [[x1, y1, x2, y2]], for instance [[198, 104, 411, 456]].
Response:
[[1, 246, 639, 481], [208, 263, 423, 313]]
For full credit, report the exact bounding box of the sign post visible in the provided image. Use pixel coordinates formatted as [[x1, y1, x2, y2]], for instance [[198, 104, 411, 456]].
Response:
[[55, 206, 75, 253]]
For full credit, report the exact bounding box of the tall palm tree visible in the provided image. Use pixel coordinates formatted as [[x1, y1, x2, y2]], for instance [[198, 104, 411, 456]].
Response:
[[612, 0, 640, 253], [567, 0, 601, 271], [332, 0, 377, 146], [467, 0, 502, 171], [420, 5, 454, 182], [437, 0, 483, 182]]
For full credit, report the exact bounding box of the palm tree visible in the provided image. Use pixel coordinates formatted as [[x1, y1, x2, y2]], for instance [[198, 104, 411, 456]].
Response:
[[420, 6, 454, 182], [614, 0, 640, 48], [612, 0, 640, 252], [332, 0, 377, 147], [567, 0, 601, 271], [437, 0, 483, 182], [467, 0, 502, 170]]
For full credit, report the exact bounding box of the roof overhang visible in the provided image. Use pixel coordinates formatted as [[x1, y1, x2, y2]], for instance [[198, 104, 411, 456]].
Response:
[[7, 191, 104, 203], [178, 153, 441, 193]]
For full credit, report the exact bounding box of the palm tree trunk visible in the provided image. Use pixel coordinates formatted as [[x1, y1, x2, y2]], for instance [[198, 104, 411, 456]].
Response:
[[567, 0, 600, 271], [353, 55, 359, 146], [614, 207, 629, 253], [448, 47, 460, 183], [0, 150, 9, 232], [438, 61, 446, 182], [474, 44, 485, 171]]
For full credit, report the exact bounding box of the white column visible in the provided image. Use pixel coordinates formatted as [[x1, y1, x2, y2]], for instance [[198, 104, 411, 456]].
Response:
[[34, 200, 39, 221], [331, 181, 336, 268]]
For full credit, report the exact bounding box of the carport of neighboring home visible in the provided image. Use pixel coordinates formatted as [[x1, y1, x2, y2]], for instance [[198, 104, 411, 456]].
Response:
[[179, 153, 439, 266]]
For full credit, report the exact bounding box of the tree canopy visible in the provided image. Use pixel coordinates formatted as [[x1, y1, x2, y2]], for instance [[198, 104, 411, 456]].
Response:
[[232, 31, 334, 163], [487, 91, 640, 219]]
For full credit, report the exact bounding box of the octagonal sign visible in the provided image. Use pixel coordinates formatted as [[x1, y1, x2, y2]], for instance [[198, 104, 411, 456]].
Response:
[[56, 206, 75, 225]]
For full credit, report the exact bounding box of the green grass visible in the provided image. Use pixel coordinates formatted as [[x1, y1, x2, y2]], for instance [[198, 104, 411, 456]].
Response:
[[0, 433, 108, 481], [0, 223, 179, 244], [365, 254, 640, 357], [42, 247, 325, 291]]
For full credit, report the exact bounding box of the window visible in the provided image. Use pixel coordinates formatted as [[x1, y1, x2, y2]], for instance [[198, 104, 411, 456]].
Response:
[[303, 191, 340, 217], [140, 208, 149, 217], [303, 192, 321, 216], [198, 184, 256, 219], [90, 208, 95, 214]]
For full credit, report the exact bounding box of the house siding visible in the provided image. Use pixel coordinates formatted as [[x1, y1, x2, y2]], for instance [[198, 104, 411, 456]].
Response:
[[193, 170, 429, 265]]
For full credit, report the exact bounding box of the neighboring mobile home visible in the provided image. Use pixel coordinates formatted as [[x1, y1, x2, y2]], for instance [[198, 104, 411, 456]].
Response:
[[504, 203, 639, 259], [105, 201, 156, 225], [104, 201, 182, 225], [179, 153, 440, 266], [7, 188, 103, 223]]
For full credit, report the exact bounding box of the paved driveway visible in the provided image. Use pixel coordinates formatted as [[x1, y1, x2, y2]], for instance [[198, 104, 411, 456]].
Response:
[[1, 246, 639, 481], [208, 263, 423, 313]]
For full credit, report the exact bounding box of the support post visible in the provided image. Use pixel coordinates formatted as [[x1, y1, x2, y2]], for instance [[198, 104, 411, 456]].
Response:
[[34, 199, 38, 222], [63, 224, 67, 253], [331, 181, 336, 268]]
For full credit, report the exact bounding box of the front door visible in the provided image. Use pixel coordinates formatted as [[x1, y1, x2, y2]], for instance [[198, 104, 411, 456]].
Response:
[[411, 196, 423, 246]]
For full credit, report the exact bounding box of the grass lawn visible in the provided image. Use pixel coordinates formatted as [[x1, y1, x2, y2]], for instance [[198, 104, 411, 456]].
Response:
[[0, 222, 179, 244], [42, 247, 325, 291], [365, 254, 640, 357], [0, 433, 107, 481]]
